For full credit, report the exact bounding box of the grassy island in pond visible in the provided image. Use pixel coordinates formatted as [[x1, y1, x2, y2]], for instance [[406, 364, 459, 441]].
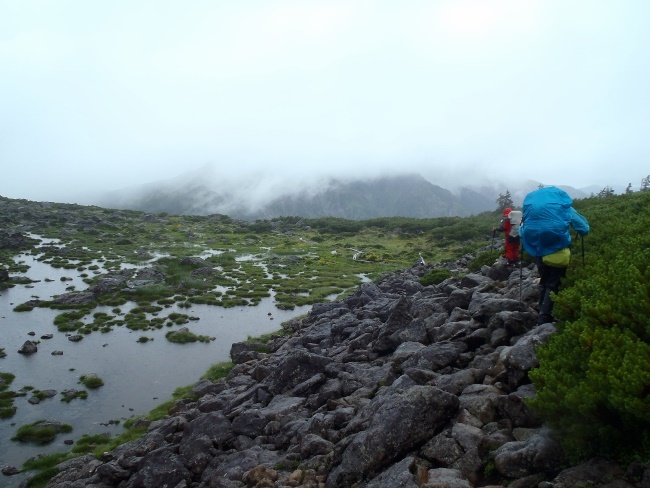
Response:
[[12, 420, 73, 444], [79, 374, 104, 389]]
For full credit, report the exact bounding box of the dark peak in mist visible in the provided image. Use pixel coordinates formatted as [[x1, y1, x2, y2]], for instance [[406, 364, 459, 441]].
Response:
[[93, 170, 594, 220]]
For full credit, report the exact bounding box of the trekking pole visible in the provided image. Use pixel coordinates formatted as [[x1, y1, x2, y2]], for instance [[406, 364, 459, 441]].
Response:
[[518, 241, 523, 305]]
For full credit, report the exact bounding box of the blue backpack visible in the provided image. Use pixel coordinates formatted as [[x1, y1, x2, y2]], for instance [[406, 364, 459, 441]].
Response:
[[520, 186, 590, 259]]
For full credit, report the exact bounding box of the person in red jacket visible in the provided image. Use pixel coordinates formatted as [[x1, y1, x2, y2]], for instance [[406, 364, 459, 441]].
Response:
[[494, 207, 520, 264]]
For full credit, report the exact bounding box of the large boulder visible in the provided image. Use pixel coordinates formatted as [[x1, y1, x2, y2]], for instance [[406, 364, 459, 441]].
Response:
[[327, 386, 459, 487], [372, 296, 414, 354], [263, 350, 333, 394], [468, 292, 522, 322], [125, 447, 190, 488], [18, 340, 37, 354], [493, 427, 565, 479]]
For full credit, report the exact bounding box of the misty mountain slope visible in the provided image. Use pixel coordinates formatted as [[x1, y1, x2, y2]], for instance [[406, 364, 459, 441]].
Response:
[[251, 174, 469, 219], [98, 173, 476, 219], [96, 170, 595, 220]]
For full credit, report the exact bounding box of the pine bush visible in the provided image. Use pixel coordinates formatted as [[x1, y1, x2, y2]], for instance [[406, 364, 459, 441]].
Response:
[[529, 191, 650, 461]]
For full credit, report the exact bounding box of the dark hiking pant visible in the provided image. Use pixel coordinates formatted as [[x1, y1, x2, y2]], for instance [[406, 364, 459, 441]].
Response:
[[536, 258, 567, 324]]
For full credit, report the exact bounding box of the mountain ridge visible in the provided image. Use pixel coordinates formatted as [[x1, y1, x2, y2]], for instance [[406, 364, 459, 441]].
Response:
[[94, 172, 593, 220]]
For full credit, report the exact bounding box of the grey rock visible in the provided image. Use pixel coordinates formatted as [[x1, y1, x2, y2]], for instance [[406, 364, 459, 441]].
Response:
[[53, 291, 96, 306], [1, 465, 20, 476], [493, 427, 565, 478], [422, 468, 472, 488], [125, 447, 190, 488], [444, 288, 473, 312], [300, 433, 334, 457], [421, 430, 464, 465], [327, 386, 458, 487], [372, 295, 414, 354], [458, 384, 503, 426], [263, 350, 332, 394], [18, 340, 37, 354], [401, 342, 466, 372], [201, 446, 279, 484], [550, 458, 628, 488], [363, 456, 419, 488], [468, 292, 522, 321], [180, 411, 233, 451]]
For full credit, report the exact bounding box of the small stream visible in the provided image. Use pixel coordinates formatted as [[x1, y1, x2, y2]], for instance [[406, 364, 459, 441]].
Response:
[[0, 248, 312, 477]]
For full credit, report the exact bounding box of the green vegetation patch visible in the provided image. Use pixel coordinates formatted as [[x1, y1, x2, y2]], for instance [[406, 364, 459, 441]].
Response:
[[0, 372, 18, 418], [60, 389, 88, 403], [419, 268, 452, 286], [79, 374, 104, 389], [24, 467, 60, 488], [529, 191, 650, 462], [165, 328, 212, 344], [201, 361, 234, 381], [467, 251, 499, 272], [12, 420, 73, 444]]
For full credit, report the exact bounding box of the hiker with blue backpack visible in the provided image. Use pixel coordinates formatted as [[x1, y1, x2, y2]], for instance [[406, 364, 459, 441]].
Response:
[[520, 186, 590, 324]]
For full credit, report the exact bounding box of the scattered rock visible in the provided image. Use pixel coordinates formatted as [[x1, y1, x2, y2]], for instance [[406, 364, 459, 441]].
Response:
[[18, 340, 37, 354], [39, 259, 640, 488], [1, 465, 20, 476]]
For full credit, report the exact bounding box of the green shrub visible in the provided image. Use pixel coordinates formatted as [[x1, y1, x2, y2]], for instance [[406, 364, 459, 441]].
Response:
[[165, 329, 211, 344], [419, 268, 452, 286], [529, 191, 650, 462], [12, 420, 73, 443], [467, 251, 498, 272], [79, 374, 104, 389], [200, 362, 233, 381], [24, 467, 60, 488]]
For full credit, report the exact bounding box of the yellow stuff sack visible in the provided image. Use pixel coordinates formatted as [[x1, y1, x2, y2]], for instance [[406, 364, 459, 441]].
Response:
[[542, 248, 571, 268]]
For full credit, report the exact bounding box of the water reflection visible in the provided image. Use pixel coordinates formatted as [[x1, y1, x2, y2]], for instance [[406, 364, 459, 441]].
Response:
[[0, 248, 312, 474]]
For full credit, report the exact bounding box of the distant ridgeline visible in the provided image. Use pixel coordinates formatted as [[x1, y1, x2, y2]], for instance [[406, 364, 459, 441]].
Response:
[[94, 173, 591, 219]]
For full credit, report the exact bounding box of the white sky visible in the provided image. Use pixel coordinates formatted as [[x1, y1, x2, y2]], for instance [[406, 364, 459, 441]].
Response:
[[2, 0, 649, 203]]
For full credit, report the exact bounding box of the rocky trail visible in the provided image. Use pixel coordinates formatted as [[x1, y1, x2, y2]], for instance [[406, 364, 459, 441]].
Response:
[[40, 257, 650, 488]]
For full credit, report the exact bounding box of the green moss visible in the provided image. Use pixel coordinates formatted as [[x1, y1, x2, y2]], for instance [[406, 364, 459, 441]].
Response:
[[467, 251, 499, 272], [79, 374, 104, 389], [0, 372, 17, 418], [71, 433, 113, 454], [419, 268, 452, 286], [22, 452, 71, 471], [24, 467, 60, 488], [12, 420, 73, 444], [165, 329, 211, 344], [60, 390, 88, 402], [200, 362, 233, 381], [13, 302, 36, 312]]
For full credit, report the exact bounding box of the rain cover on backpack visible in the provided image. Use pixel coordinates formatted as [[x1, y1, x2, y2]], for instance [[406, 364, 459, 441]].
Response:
[[520, 186, 576, 257]]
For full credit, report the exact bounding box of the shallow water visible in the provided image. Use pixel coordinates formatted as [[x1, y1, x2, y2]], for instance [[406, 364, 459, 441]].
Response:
[[0, 250, 312, 477]]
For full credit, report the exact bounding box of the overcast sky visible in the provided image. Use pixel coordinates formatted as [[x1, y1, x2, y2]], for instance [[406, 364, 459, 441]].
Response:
[[2, 0, 649, 203]]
